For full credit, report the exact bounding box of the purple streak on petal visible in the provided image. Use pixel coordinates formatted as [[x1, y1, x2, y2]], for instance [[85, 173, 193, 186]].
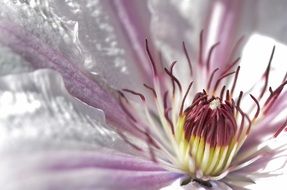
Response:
[[236, 154, 274, 174], [264, 91, 287, 115], [41, 151, 165, 171], [231, 148, 278, 175], [204, 0, 251, 74], [3, 151, 182, 190], [239, 119, 287, 154], [0, 21, 143, 138], [238, 91, 287, 151], [110, 0, 154, 83], [209, 0, 240, 69], [33, 170, 180, 190]]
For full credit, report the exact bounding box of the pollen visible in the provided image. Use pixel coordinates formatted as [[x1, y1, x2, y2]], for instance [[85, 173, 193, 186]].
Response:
[[209, 98, 221, 110]]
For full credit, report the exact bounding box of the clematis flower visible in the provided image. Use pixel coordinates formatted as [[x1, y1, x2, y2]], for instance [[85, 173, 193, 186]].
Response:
[[0, 0, 287, 189]]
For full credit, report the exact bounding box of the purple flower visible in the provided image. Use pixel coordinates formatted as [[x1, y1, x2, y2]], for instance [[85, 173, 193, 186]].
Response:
[[0, 0, 287, 189]]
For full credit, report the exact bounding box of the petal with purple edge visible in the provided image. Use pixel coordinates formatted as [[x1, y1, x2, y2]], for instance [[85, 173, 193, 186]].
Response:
[[1, 151, 181, 190], [0, 0, 148, 90], [0, 21, 145, 137], [48, 0, 150, 89]]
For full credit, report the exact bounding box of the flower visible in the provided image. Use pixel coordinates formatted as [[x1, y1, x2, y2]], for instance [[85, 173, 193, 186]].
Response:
[[0, 0, 287, 190]]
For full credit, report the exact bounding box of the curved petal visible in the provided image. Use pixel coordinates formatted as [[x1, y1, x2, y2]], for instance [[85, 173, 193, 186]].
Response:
[[1, 150, 180, 190], [0, 20, 144, 136], [0, 0, 147, 90], [0, 69, 133, 153], [44, 0, 150, 89], [107, 0, 154, 83]]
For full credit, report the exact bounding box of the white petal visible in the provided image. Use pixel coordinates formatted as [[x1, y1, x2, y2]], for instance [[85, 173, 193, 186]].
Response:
[[0, 45, 33, 76], [149, 0, 209, 56], [0, 69, 128, 153], [148, 0, 209, 85]]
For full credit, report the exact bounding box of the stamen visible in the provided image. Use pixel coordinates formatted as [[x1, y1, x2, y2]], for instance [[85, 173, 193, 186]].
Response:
[[213, 71, 236, 92], [236, 107, 252, 135], [182, 41, 193, 75], [123, 89, 146, 101], [143, 83, 157, 98], [163, 91, 175, 134], [180, 81, 194, 114], [117, 131, 143, 151], [199, 30, 204, 66], [237, 91, 243, 108], [264, 80, 287, 113], [274, 118, 287, 138], [163, 91, 169, 110], [207, 68, 219, 90], [220, 57, 240, 76], [249, 94, 260, 121], [169, 61, 177, 95], [118, 90, 129, 103], [269, 87, 274, 95], [283, 72, 287, 82], [206, 42, 220, 71], [220, 86, 226, 100], [236, 108, 246, 141], [164, 67, 182, 92], [184, 94, 208, 112], [259, 46, 275, 99], [145, 39, 158, 76], [118, 91, 137, 122], [143, 128, 161, 149], [231, 66, 240, 95], [225, 90, 230, 102]]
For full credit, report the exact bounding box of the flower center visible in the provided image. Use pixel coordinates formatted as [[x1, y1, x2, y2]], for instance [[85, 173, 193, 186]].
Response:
[[184, 92, 236, 146], [119, 40, 287, 186], [180, 91, 238, 176]]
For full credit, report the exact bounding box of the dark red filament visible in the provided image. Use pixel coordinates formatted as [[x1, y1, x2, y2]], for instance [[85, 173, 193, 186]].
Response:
[[182, 41, 193, 76], [145, 39, 158, 76], [259, 46, 275, 99], [206, 42, 220, 71]]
